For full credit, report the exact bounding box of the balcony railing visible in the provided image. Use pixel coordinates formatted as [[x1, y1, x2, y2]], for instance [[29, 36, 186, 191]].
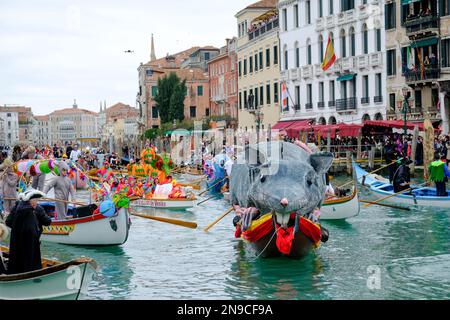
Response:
[[328, 100, 336, 108], [404, 67, 440, 83], [290, 68, 300, 79], [318, 101, 325, 109], [302, 65, 314, 78], [340, 57, 355, 71], [316, 17, 325, 32], [326, 15, 335, 29], [336, 97, 357, 112], [305, 103, 313, 110], [370, 52, 383, 67], [357, 54, 369, 69], [358, 4, 369, 20], [404, 15, 438, 35], [374, 96, 383, 103], [248, 17, 279, 41], [315, 64, 324, 77], [361, 97, 370, 104]]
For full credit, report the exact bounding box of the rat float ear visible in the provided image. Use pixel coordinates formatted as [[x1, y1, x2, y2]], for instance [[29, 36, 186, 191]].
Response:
[[310, 152, 334, 174]]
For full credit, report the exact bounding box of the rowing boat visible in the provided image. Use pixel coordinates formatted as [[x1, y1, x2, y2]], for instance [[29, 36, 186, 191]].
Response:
[[320, 187, 360, 220], [238, 213, 322, 259], [39, 203, 131, 246], [0, 246, 97, 300], [130, 197, 196, 209], [354, 161, 450, 208]]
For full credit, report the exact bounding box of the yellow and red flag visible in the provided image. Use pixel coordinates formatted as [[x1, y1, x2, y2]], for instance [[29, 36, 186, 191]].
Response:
[[321, 35, 336, 71]]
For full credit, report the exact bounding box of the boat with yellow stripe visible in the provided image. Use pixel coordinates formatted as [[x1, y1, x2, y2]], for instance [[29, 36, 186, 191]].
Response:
[[236, 212, 323, 259], [320, 186, 360, 220]]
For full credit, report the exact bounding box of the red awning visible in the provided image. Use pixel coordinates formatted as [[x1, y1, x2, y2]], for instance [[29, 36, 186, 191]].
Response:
[[272, 120, 297, 130], [286, 120, 314, 137], [338, 123, 363, 137], [314, 125, 339, 139], [363, 120, 426, 131]]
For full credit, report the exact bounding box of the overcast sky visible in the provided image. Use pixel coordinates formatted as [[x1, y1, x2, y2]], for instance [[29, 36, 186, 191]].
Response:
[[0, 0, 255, 116]]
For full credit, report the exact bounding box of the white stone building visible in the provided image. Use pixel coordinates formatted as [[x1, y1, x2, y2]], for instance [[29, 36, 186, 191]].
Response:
[[0, 111, 20, 146], [34, 115, 51, 146], [278, 0, 386, 127]]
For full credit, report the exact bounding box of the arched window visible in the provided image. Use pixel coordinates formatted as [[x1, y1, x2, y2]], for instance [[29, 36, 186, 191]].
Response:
[[319, 117, 326, 125], [340, 29, 346, 58], [328, 116, 337, 125], [284, 45, 288, 70], [362, 114, 371, 122], [362, 24, 368, 54], [319, 35, 324, 63], [349, 27, 355, 56], [329, 32, 334, 47], [306, 38, 312, 65], [375, 113, 383, 120], [295, 42, 300, 68]]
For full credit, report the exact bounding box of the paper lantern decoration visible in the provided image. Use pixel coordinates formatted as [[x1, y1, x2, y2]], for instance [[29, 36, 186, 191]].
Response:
[[39, 161, 53, 174], [17, 161, 28, 173], [29, 165, 37, 176]]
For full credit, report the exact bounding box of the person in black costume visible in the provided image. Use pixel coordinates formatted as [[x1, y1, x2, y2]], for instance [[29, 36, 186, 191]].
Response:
[[393, 158, 412, 193], [384, 139, 400, 183], [5, 189, 51, 274]]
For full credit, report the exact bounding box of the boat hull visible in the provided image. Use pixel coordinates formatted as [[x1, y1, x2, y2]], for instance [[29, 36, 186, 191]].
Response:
[[0, 249, 97, 300], [240, 214, 321, 259], [130, 198, 195, 209], [320, 187, 360, 220], [354, 161, 450, 208], [41, 208, 130, 246]]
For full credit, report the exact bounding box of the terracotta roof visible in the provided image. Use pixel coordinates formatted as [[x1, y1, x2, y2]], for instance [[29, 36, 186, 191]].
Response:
[[106, 103, 139, 120], [34, 115, 49, 121], [49, 108, 98, 116], [246, 0, 277, 9], [149, 68, 208, 82], [147, 47, 200, 68]]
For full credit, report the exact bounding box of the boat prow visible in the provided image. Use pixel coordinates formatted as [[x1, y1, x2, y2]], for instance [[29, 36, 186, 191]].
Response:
[[320, 187, 360, 220], [354, 161, 450, 208], [40, 203, 130, 246], [0, 246, 97, 300]]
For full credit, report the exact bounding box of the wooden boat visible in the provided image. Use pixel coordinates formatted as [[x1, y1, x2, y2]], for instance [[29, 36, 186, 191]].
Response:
[[239, 213, 322, 259], [130, 197, 196, 209], [354, 161, 450, 208], [39, 203, 130, 246], [0, 246, 97, 300], [320, 187, 360, 220]]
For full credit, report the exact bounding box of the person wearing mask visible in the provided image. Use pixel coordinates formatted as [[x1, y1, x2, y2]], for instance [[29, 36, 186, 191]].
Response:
[[428, 153, 450, 197], [393, 158, 412, 193], [5, 189, 51, 274], [0, 158, 19, 215], [42, 161, 76, 220], [21, 146, 46, 191], [69, 145, 81, 162]]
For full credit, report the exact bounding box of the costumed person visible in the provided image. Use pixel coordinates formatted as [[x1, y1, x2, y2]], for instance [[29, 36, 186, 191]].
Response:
[[21, 146, 46, 191], [42, 161, 76, 220], [384, 139, 400, 183], [69, 144, 81, 163], [324, 173, 335, 197], [153, 176, 174, 199], [5, 189, 51, 274], [0, 158, 19, 215], [392, 158, 412, 193], [428, 153, 450, 197], [0, 223, 9, 274]]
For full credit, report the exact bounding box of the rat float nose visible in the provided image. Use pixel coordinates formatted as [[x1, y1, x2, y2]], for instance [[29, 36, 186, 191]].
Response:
[[280, 198, 289, 208]]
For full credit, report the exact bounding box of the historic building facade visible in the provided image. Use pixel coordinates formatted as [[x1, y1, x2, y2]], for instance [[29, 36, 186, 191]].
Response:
[[278, 0, 386, 127], [208, 38, 239, 121], [385, 0, 450, 133], [236, 0, 281, 132]]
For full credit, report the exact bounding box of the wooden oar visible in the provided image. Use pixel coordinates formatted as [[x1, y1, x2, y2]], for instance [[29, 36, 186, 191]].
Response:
[[3, 196, 89, 206], [204, 207, 234, 232], [196, 196, 216, 206], [359, 200, 410, 211], [129, 209, 197, 229], [198, 178, 226, 196], [363, 182, 428, 208], [340, 159, 402, 189]]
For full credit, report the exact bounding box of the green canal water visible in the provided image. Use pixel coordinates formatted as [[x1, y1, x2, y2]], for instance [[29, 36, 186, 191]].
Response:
[[10, 175, 450, 299]]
